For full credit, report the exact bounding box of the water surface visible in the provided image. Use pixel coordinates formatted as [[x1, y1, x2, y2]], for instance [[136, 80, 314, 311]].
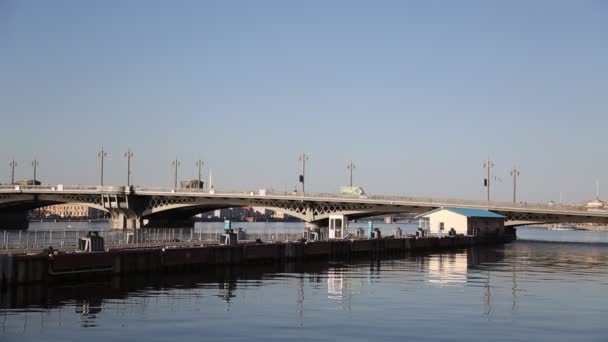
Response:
[[1, 225, 607, 341]]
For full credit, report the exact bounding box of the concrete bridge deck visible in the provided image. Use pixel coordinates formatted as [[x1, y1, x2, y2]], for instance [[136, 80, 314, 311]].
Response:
[[1, 185, 607, 229]]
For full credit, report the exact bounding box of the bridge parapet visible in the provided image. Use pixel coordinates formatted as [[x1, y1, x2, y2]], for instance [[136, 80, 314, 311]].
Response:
[[0, 184, 127, 196]]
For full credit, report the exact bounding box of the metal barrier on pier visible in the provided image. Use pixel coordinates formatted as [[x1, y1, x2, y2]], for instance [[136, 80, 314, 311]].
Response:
[[0, 228, 307, 252]]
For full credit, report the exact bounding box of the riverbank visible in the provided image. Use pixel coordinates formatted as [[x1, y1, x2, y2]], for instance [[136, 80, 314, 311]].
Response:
[[0, 233, 514, 287]]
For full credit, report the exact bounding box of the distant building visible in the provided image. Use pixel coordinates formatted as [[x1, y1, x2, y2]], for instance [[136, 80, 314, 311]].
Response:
[[36, 204, 95, 218], [212, 207, 251, 220], [252, 206, 271, 216], [207, 207, 296, 222], [415, 208, 505, 237], [180, 179, 204, 189], [270, 210, 286, 220]]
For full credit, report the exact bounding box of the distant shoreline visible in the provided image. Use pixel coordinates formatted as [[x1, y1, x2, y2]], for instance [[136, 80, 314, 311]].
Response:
[[528, 224, 608, 232]]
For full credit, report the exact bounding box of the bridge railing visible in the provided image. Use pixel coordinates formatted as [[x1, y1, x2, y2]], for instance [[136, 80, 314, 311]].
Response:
[[136, 186, 212, 193], [0, 184, 101, 191]]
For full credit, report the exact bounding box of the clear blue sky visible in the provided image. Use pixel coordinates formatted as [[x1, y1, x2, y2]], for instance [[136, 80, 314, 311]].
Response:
[[1, 0, 606, 203]]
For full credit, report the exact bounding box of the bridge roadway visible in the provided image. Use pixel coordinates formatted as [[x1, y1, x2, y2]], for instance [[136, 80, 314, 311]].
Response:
[[1, 185, 607, 229]]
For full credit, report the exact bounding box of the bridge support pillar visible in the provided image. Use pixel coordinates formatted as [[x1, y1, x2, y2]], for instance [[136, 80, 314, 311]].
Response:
[[100, 192, 143, 230], [109, 211, 141, 230]]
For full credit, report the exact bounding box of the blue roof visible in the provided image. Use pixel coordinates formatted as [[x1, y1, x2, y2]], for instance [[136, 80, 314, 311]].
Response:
[[415, 207, 505, 219]]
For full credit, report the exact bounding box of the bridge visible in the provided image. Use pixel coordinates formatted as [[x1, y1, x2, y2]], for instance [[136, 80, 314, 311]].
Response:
[[1, 184, 607, 230]]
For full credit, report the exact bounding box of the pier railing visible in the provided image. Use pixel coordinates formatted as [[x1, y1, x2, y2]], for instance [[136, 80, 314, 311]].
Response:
[[0, 224, 423, 252], [0, 228, 306, 252]]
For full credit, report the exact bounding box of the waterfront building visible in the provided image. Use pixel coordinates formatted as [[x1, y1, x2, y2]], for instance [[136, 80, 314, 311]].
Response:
[[415, 208, 505, 237]]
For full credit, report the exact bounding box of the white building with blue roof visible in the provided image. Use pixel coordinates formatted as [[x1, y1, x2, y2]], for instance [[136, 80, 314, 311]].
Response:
[[415, 207, 506, 237]]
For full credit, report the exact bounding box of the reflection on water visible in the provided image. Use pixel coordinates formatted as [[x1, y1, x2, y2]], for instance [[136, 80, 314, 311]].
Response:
[[2, 231, 608, 341], [428, 253, 468, 286]]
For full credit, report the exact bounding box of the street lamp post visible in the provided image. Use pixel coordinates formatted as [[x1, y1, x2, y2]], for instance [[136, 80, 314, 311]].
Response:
[[209, 168, 213, 190], [196, 160, 204, 189], [483, 158, 494, 205], [299, 153, 309, 195], [347, 160, 356, 187], [510, 166, 520, 204], [98, 147, 107, 186], [9, 159, 17, 185], [32, 159, 39, 185], [172, 158, 180, 189], [124, 148, 133, 187]]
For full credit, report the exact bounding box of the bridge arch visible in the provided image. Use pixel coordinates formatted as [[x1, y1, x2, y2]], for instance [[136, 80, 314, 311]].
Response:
[[141, 202, 311, 223], [138, 195, 404, 225], [0, 193, 108, 213]]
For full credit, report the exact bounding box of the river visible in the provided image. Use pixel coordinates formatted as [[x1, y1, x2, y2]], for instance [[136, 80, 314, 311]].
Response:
[[1, 224, 607, 341]]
